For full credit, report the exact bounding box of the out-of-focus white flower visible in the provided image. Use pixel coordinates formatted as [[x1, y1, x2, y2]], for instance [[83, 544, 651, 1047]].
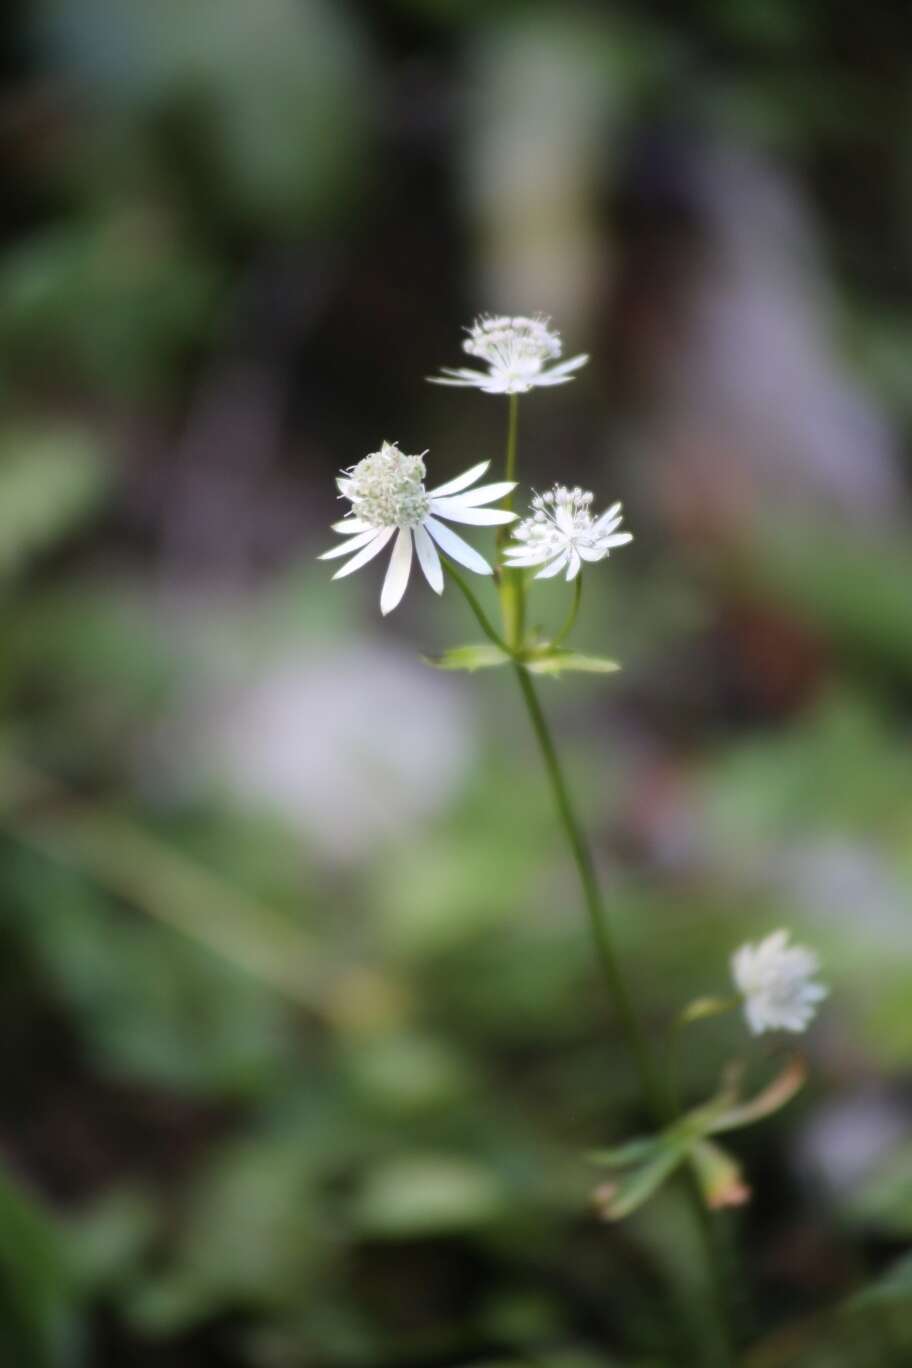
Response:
[[320, 441, 516, 615], [732, 929, 827, 1035], [503, 485, 632, 582], [429, 314, 587, 395]]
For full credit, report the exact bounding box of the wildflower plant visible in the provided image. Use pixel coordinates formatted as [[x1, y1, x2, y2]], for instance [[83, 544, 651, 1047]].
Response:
[[322, 313, 828, 1366]]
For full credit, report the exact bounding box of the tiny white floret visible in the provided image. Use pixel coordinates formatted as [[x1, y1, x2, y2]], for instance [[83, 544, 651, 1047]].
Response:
[[319, 441, 517, 615], [503, 485, 632, 582], [732, 930, 827, 1036], [429, 314, 588, 395]]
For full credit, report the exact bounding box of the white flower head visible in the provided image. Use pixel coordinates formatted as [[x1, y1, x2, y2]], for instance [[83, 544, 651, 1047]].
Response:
[[430, 314, 588, 395], [503, 485, 632, 582], [319, 441, 516, 615], [732, 930, 828, 1036]]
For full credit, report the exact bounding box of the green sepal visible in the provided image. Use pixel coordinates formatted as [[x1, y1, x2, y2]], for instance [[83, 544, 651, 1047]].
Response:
[[677, 995, 738, 1028], [690, 1139, 751, 1210], [423, 643, 511, 672], [521, 648, 620, 677]]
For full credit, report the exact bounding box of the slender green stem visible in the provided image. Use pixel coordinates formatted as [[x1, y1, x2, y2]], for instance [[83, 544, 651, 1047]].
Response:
[[511, 662, 667, 1116], [497, 393, 524, 649], [511, 662, 735, 1366], [550, 573, 583, 649], [443, 559, 511, 654]]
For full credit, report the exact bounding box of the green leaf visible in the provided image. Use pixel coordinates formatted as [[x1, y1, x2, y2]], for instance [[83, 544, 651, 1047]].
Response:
[[424, 643, 511, 672], [0, 1162, 79, 1367], [848, 1251, 912, 1311], [591, 1137, 689, 1222], [0, 425, 109, 579], [588, 1136, 666, 1169], [522, 649, 620, 677]]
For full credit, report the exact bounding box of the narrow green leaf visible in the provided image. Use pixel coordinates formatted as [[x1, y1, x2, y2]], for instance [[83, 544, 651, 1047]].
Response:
[[592, 1138, 689, 1222], [588, 1136, 665, 1170], [522, 649, 620, 677], [423, 643, 511, 672]]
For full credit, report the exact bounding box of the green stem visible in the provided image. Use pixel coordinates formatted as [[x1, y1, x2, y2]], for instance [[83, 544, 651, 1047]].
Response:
[[497, 393, 524, 649], [511, 662, 735, 1367], [511, 662, 666, 1116], [550, 573, 583, 649], [443, 559, 511, 654]]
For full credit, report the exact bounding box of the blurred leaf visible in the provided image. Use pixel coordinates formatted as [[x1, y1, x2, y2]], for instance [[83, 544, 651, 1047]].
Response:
[[0, 216, 222, 398], [65, 1188, 158, 1296], [0, 426, 108, 580], [591, 1138, 688, 1222], [522, 650, 620, 677], [849, 1250, 912, 1311], [35, 0, 372, 233], [127, 1137, 326, 1334], [424, 643, 511, 672], [0, 1163, 79, 1368], [352, 1154, 509, 1238], [843, 1141, 912, 1237]]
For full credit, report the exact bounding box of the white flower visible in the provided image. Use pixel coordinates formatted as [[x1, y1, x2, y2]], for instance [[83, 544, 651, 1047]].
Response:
[[502, 485, 632, 582], [319, 441, 516, 615], [429, 314, 588, 395], [732, 930, 828, 1036]]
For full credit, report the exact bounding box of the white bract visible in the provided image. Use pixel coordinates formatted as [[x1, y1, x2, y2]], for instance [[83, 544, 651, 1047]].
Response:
[[319, 441, 516, 615], [732, 930, 827, 1036], [503, 485, 632, 582], [430, 314, 588, 395]]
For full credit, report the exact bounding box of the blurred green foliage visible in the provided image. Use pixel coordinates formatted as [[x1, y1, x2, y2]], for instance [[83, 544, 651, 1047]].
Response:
[[0, 0, 910, 1364]]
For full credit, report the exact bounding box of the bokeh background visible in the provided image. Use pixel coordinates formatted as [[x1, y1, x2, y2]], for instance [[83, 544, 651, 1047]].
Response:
[[1, 1, 911, 1364]]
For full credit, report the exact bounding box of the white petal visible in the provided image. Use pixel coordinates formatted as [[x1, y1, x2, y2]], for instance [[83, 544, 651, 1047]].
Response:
[[423, 515, 492, 575], [594, 502, 622, 532], [380, 528, 413, 615], [544, 353, 588, 380], [428, 460, 490, 498], [438, 480, 516, 507], [565, 550, 582, 581], [331, 517, 374, 535], [578, 543, 608, 562], [534, 551, 570, 579], [503, 550, 551, 566], [332, 527, 395, 579], [430, 499, 516, 525], [414, 523, 443, 594], [320, 526, 385, 560], [427, 369, 490, 388], [603, 531, 633, 549]]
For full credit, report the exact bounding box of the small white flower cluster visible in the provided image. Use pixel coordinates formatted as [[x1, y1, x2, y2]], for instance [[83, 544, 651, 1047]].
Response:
[[732, 930, 827, 1035], [320, 441, 516, 615], [431, 314, 588, 395], [323, 317, 632, 611], [504, 485, 632, 581]]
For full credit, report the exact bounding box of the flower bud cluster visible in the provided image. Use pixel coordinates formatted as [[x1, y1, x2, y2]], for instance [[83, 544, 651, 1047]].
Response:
[[338, 441, 430, 529]]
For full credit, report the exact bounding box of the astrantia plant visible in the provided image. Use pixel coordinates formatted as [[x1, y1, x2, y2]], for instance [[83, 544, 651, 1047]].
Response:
[[322, 314, 828, 1367]]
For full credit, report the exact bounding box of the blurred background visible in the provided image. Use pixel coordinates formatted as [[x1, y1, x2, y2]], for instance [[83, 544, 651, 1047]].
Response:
[[1, 1, 911, 1364]]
